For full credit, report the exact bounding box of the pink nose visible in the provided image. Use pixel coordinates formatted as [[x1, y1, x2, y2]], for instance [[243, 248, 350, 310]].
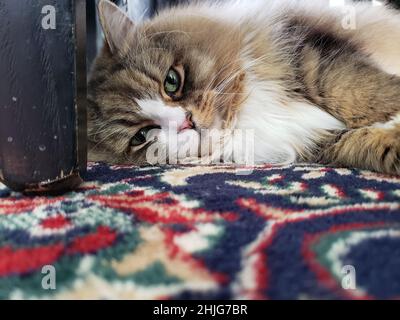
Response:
[[178, 118, 194, 133]]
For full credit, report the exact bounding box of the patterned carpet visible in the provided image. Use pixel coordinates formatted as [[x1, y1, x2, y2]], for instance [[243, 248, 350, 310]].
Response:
[[0, 163, 399, 299]]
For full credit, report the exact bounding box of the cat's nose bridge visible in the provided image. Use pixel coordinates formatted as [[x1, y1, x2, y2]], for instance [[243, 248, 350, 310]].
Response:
[[138, 98, 188, 130]]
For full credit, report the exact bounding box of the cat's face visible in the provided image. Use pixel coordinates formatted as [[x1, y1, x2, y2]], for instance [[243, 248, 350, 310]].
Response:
[[88, 1, 246, 164]]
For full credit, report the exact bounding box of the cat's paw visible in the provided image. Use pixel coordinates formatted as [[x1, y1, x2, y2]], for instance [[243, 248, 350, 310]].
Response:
[[380, 143, 400, 176]]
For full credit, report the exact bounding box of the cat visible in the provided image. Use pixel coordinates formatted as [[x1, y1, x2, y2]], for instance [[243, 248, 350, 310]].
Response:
[[88, 0, 400, 175]]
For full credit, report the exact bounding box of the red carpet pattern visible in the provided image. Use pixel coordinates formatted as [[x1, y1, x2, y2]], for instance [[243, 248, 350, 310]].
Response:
[[0, 163, 399, 299]]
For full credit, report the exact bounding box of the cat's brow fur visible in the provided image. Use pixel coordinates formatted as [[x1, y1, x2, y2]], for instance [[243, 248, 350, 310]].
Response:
[[88, 0, 400, 175]]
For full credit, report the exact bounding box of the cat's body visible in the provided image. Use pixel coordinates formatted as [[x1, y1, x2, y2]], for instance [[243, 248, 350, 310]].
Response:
[[89, 0, 400, 174]]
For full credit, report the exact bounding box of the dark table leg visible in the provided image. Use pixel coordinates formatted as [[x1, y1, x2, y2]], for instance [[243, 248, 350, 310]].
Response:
[[0, 0, 87, 193]]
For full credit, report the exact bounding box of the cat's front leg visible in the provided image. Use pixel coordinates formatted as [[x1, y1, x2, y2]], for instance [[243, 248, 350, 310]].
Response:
[[309, 121, 400, 176]]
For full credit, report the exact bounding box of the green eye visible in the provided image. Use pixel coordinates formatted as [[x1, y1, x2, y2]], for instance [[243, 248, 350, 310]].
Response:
[[130, 125, 161, 147], [164, 68, 181, 96]]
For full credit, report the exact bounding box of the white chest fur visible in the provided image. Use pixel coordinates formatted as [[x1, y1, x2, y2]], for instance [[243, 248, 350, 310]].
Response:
[[234, 77, 345, 164]]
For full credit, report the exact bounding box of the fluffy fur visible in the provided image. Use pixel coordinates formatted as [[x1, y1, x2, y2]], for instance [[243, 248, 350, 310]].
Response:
[[88, 0, 400, 174]]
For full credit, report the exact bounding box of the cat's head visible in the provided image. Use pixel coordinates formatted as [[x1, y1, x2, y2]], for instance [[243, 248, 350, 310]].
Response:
[[88, 0, 247, 165]]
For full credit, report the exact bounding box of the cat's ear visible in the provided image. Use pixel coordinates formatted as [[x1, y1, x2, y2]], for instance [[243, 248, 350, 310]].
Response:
[[98, 0, 134, 54]]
